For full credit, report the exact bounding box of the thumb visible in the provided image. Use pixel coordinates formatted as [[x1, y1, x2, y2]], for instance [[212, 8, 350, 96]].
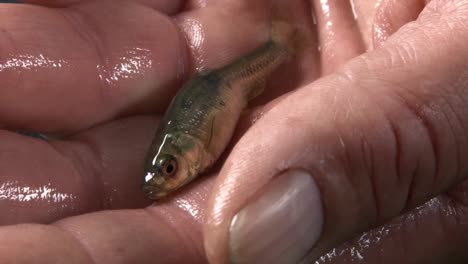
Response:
[[204, 1, 468, 263]]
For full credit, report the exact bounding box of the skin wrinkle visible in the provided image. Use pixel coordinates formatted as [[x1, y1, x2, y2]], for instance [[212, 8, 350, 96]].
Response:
[[144, 178, 213, 259], [434, 93, 462, 183], [277, 89, 362, 259], [0, 23, 23, 125], [59, 7, 105, 70], [0, 223, 96, 263], [360, 134, 379, 226], [386, 117, 402, 185], [46, 141, 103, 211], [354, 38, 454, 202], [52, 207, 207, 263], [332, 71, 403, 222], [380, 100, 422, 214], [43, 2, 186, 126], [0, 1, 468, 262], [328, 2, 468, 256], [368, 121, 389, 222], [234, 86, 348, 260], [353, 93, 398, 223], [69, 125, 145, 210], [65, 116, 156, 210], [445, 69, 468, 183], [209, 122, 279, 226], [346, 0, 466, 260], [415, 99, 454, 196], [145, 205, 206, 261], [51, 141, 102, 191], [0, 5, 97, 131], [52, 223, 98, 264], [386, 89, 441, 208], [172, 17, 192, 84], [63, 6, 120, 93], [59, 7, 109, 106], [174, 17, 206, 78], [404, 154, 419, 213], [333, 117, 380, 227], [174, 201, 205, 252], [63, 138, 107, 208], [145, 208, 194, 257]]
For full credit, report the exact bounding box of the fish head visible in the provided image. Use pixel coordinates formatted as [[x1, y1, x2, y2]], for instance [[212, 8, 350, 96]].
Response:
[[142, 133, 202, 199]]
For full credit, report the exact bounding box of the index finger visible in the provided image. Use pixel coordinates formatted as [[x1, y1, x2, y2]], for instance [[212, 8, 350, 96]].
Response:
[[0, 1, 185, 132], [22, 0, 184, 14]]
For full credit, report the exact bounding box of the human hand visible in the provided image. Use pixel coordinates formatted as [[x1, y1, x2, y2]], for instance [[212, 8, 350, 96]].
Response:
[[0, 0, 316, 263], [204, 1, 468, 263]]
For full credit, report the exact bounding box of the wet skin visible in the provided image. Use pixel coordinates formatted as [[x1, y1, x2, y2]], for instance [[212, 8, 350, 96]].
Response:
[[142, 36, 292, 199], [0, 0, 468, 264]]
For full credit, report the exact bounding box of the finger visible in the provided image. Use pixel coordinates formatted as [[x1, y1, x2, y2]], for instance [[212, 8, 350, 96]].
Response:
[[175, 0, 271, 72], [0, 177, 212, 264], [21, 0, 185, 14], [183, 0, 272, 11], [0, 116, 154, 225], [123, 0, 185, 14], [204, 1, 468, 263], [20, 0, 81, 6], [312, 0, 365, 75], [175, 0, 318, 104], [316, 183, 468, 263], [373, 0, 426, 48], [0, 2, 186, 132], [1, 0, 302, 133], [183, 0, 207, 10], [351, 0, 380, 48]]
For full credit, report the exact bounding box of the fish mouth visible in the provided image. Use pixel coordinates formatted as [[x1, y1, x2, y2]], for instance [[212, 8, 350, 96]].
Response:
[[142, 176, 197, 200], [142, 184, 170, 200]]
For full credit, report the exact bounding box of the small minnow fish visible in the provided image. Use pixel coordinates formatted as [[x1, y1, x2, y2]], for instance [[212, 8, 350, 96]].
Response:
[[142, 22, 297, 199]]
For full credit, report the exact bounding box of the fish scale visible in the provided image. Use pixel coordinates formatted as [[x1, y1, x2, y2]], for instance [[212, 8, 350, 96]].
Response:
[[142, 21, 297, 199]]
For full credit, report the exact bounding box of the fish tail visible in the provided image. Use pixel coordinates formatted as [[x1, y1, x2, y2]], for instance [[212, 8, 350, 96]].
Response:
[[269, 20, 298, 54], [268, 3, 311, 57]]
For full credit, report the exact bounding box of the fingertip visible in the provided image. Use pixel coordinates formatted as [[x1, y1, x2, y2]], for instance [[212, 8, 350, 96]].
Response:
[[229, 170, 323, 264], [373, 0, 426, 47], [312, 0, 365, 74], [204, 169, 324, 264]]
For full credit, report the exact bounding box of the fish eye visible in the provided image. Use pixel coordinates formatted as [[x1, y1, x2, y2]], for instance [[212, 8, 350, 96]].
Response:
[[162, 157, 177, 176]]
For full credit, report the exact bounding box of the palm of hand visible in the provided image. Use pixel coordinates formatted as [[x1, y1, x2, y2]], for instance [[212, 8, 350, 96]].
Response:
[[0, 0, 318, 262], [3, 0, 468, 263]]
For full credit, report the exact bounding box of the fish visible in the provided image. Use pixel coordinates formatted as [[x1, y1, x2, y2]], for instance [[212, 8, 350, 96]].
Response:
[[142, 21, 297, 199]]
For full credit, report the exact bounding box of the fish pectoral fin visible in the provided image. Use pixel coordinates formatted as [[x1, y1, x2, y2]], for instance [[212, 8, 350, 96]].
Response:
[[246, 79, 266, 100]]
